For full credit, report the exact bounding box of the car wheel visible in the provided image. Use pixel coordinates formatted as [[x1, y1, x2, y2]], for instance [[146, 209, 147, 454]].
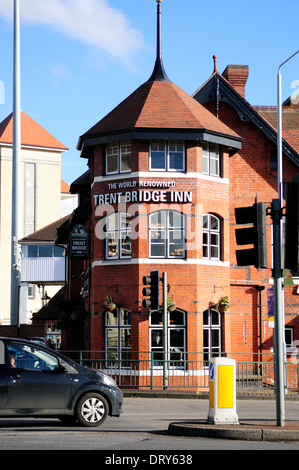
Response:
[[76, 393, 108, 427]]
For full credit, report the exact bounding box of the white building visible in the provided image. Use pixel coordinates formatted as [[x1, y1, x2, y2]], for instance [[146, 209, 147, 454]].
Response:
[[0, 111, 68, 324]]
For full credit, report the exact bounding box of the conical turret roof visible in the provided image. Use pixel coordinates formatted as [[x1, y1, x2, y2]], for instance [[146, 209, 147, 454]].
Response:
[[77, 1, 242, 153], [78, 79, 241, 145]]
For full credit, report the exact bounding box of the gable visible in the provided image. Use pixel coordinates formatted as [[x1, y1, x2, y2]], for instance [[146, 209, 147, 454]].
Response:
[[193, 72, 299, 168]]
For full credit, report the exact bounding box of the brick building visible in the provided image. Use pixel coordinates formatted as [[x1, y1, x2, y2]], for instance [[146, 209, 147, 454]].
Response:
[[54, 3, 299, 389], [193, 57, 299, 361]]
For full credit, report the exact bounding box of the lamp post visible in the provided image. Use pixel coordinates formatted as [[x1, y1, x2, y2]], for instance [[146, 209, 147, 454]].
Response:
[[274, 50, 299, 427], [11, 0, 21, 326], [277, 50, 299, 205]]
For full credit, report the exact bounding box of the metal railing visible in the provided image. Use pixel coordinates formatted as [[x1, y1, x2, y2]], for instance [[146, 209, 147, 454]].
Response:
[[61, 350, 299, 392]]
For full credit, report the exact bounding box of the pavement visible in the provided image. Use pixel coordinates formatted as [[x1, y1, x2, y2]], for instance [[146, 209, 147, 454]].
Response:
[[168, 419, 299, 442], [123, 389, 299, 442]]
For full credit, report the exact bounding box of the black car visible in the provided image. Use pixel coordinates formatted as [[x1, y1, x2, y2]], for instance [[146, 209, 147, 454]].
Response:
[[0, 337, 123, 427]]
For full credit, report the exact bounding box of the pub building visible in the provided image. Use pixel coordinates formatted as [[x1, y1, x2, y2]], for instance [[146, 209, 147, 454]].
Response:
[[53, 0, 299, 389]]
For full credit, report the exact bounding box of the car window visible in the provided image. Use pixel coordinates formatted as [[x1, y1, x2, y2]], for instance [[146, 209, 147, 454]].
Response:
[[0, 341, 4, 366], [7, 342, 60, 371]]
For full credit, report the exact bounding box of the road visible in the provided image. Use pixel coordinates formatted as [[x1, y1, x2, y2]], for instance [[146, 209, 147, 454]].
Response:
[[0, 397, 298, 453]]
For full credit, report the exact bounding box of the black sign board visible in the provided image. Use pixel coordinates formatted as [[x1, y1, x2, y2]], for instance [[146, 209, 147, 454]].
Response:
[[70, 224, 89, 259]]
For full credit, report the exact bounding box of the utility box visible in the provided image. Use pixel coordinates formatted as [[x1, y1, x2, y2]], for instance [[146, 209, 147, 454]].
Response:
[[207, 357, 239, 425]]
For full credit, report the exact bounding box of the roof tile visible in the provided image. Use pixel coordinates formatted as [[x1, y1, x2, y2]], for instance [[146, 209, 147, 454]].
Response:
[[0, 111, 68, 151]]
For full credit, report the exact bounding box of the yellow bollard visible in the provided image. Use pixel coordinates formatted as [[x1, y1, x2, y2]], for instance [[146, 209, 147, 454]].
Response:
[[207, 357, 239, 425]]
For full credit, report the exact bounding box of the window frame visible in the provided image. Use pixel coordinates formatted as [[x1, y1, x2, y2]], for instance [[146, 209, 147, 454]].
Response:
[[105, 308, 131, 368], [202, 142, 221, 177], [202, 213, 221, 260], [24, 244, 65, 258], [149, 210, 185, 259], [203, 308, 222, 367], [149, 140, 185, 172], [105, 140, 131, 175], [149, 308, 186, 368], [105, 212, 132, 260]]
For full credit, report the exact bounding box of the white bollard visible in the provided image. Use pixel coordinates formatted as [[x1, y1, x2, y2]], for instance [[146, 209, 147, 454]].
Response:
[[207, 357, 239, 425]]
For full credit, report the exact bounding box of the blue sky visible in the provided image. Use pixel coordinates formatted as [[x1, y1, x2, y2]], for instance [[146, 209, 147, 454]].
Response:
[[0, 0, 298, 185]]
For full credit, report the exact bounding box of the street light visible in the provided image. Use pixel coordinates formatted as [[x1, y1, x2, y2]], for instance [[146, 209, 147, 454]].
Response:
[[277, 50, 299, 205], [274, 50, 299, 427]]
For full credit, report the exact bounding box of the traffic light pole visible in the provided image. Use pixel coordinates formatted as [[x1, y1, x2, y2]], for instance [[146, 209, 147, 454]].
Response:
[[162, 272, 168, 390], [271, 199, 285, 427]]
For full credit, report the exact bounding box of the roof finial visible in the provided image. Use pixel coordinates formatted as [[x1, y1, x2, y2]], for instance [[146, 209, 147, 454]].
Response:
[[148, 0, 170, 82], [213, 55, 219, 74]]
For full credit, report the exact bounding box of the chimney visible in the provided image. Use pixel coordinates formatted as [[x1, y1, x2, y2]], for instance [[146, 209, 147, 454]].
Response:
[[222, 65, 249, 98]]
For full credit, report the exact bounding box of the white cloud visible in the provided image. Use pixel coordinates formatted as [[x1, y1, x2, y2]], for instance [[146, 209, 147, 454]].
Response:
[[0, 0, 146, 67], [48, 63, 72, 81]]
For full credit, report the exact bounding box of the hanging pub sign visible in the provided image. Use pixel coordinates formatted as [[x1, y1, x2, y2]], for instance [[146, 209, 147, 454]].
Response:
[[70, 224, 89, 259]]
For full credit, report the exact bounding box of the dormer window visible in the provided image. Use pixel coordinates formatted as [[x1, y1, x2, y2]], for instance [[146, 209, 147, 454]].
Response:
[[106, 141, 131, 175], [150, 140, 185, 171]]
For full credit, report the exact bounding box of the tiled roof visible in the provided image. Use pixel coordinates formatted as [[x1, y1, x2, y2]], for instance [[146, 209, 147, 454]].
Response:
[[61, 180, 70, 194], [78, 79, 241, 146], [0, 111, 68, 151], [254, 105, 299, 154], [19, 215, 71, 243]]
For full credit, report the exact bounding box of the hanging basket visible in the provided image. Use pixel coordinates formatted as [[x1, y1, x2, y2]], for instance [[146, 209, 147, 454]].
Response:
[[217, 296, 230, 312], [167, 296, 176, 312], [167, 302, 177, 312], [102, 296, 117, 312], [105, 302, 116, 311]]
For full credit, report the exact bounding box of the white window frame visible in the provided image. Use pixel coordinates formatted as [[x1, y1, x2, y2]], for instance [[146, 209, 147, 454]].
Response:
[[202, 213, 221, 260], [105, 212, 132, 260], [149, 210, 185, 259], [203, 308, 222, 367], [202, 142, 220, 177], [150, 309, 186, 369], [105, 308, 131, 368], [150, 140, 185, 172], [106, 141, 131, 175], [24, 244, 65, 258]]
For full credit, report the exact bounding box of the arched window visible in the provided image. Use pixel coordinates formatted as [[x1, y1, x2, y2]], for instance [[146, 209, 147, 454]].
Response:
[[203, 213, 221, 260], [150, 308, 186, 367], [105, 213, 131, 259], [105, 308, 131, 367], [149, 210, 185, 258], [203, 308, 222, 367]]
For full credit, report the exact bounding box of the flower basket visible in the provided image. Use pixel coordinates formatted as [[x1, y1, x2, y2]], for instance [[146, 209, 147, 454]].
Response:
[[102, 296, 117, 312], [217, 296, 230, 312], [167, 296, 176, 312]]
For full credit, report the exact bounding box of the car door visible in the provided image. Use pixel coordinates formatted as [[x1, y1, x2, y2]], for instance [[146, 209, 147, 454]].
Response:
[[6, 341, 72, 411]]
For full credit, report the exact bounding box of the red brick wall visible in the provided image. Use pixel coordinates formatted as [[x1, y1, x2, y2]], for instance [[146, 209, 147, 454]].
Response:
[[79, 114, 299, 365], [86, 140, 233, 354], [204, 99, 299, 357]]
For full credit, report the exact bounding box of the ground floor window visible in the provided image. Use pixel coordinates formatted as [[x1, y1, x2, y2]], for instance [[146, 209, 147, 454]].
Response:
[[203, 308, 222, 367], [150, 309, 186, 367], [105, 308, 131, 367]]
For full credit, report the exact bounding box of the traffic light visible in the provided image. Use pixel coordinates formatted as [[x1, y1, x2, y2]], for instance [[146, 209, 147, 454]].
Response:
[[235, 201, 267, 268], [142, 270, 160, 310], [284, 182, 299, 271]]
